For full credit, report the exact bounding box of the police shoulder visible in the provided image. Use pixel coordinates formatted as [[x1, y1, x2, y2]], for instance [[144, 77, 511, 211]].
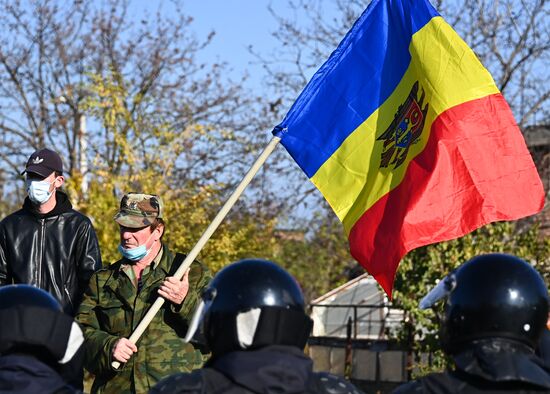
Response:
[[149, 370, 203, 394], [391, 379, 425, 393], [313, 372, 365, 394]]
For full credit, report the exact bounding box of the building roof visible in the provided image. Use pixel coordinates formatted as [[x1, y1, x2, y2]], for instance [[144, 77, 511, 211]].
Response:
[[310, 273, 403, 339]]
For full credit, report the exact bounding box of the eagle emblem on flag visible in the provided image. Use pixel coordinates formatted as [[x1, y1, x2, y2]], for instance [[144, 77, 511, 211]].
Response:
[[377, 81, 429, 169]]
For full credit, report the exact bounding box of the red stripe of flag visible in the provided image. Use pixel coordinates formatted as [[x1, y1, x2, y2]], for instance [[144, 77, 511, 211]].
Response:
[[349, 93, 544, 296]]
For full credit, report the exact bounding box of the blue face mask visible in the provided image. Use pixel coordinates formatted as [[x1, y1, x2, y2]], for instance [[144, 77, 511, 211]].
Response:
[[26, 179, 54, 204], [118, 244, 148, 261], [118, 233, 153, 261]]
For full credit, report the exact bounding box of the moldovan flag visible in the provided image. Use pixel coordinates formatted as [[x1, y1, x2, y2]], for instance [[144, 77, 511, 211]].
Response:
[[273, 0, 545, 296]]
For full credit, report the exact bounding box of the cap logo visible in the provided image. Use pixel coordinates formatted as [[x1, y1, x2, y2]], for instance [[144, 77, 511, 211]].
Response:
[[32, 157, 44, 164], [128, 201, 138, 210]]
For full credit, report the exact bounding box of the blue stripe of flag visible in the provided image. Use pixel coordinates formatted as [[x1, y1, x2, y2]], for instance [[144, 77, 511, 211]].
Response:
[[274, 0, 439, 178]]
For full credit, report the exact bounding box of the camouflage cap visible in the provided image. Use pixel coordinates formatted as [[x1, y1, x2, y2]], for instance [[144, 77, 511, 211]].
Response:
[[114, 193, 164, 228]]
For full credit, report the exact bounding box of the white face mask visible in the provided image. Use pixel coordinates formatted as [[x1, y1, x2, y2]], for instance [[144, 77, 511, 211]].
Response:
[[26, 179, 54, 204]]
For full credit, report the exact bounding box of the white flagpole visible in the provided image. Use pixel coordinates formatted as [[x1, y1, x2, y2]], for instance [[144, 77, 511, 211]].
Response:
[[112, 136, 281, 369]]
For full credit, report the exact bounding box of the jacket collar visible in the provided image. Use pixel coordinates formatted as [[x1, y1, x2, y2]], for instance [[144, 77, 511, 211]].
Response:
[[0, 354, 70, 393], [208, 345, 313, 393], [454, 338, 550, 389]]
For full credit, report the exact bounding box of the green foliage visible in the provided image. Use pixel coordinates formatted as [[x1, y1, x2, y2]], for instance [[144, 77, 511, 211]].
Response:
[[390, 221, 550, 377], [0, 188, 17, 220], [274, 211, 356, 302], [59, 70, 356, 297], [66, 167, 280, 271], [63, 71, 280, 273]]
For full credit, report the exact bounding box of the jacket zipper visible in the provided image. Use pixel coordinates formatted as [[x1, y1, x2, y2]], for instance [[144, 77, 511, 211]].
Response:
[[38, 218, 45, 288], [64, 286, 73, 309]]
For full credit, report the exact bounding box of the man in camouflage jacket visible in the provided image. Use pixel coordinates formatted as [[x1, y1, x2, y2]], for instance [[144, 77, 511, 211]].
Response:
[[76, 193, 211, 393]]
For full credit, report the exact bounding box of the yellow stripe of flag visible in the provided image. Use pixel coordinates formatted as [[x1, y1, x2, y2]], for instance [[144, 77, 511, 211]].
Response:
[[310, 17, 500, 233]]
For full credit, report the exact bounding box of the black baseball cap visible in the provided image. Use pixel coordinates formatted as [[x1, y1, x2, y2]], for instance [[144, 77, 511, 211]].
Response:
[[21, 148, 63, 178]]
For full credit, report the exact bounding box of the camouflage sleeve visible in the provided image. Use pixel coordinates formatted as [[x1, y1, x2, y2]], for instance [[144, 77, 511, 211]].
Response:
[[75, 271, 120, 376], [170, 260, 212, 318]]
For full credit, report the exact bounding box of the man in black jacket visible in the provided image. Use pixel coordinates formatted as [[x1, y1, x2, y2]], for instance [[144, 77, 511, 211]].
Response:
[[0, 148, 101, 315], [151, 259, 364, 394], [393, 254, 550, 394]]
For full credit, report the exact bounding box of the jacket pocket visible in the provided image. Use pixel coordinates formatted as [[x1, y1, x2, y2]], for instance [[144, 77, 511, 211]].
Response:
[[95, 299, 127, 336], [146, 341, 204, 382]]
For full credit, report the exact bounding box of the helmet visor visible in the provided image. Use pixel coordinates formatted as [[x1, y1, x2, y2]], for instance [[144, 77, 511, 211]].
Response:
[[419, 273, 457, 310], [183, 287, 217, 342]]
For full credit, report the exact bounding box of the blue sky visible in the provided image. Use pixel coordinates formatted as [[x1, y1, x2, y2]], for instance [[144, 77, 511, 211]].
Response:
[[184, 1, 278, 62], [134, 1, 286, 88]]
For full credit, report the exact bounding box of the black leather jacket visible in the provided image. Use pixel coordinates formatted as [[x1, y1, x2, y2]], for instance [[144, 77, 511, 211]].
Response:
[[0, 191, 101, 315]]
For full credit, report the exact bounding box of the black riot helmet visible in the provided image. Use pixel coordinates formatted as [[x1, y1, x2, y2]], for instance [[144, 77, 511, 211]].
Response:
[[186, 259, 313, 357], [0, 284, 84, 368], [421, 254, 549, 354], [0, 284, 62, 312]]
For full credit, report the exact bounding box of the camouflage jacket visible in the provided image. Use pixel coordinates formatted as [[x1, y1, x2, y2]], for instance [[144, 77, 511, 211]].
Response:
[[76, 244, 211, 394]]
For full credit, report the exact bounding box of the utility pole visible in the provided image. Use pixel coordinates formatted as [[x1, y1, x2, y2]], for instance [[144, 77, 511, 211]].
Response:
[[57, 89, 89, 199], [78, 113, 88, 196]]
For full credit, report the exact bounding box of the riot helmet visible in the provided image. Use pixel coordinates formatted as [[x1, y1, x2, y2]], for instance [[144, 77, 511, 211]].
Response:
[[420, 253, 549, 354], [185, 259, 313, 357], [0, 284, 84, 367], [0, 283, 62, 311]]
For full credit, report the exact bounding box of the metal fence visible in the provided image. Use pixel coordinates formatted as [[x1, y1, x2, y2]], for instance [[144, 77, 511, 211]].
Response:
[[310, 303, 404, 339], [308, 303, 412, 392]]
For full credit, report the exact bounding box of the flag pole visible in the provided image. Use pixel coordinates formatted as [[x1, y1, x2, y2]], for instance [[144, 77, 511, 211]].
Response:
[[112, 135, 281, 369]]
